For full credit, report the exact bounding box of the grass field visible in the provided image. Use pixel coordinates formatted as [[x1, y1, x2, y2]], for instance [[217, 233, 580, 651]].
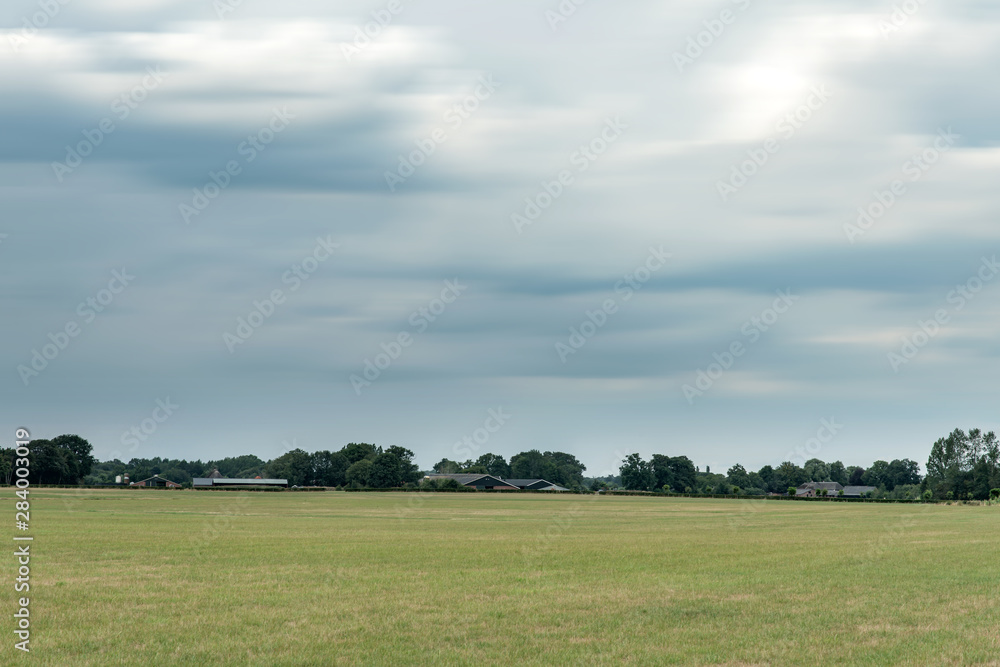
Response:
[[4, 490, 999, 665]]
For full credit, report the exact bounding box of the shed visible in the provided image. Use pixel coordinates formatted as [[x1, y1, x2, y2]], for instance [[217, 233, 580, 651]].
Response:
[[192, 477, 288, 488]]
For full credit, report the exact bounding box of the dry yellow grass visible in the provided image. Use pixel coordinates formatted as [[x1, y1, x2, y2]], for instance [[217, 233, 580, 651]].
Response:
[[2, 490, 998, 665]]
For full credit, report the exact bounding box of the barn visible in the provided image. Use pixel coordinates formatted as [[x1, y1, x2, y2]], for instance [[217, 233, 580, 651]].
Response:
[[192, 477, 288, 488], [130, 475, 182, 488], [504, 479, 570, 491], [423, 474, 518, 490]]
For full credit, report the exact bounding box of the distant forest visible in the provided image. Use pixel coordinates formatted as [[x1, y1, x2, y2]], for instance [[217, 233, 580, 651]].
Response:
[[4, 428, 999, 501]]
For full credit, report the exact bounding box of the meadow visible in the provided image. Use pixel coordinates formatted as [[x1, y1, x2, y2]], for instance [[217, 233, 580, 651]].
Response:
[[3, 489, 998, 665]]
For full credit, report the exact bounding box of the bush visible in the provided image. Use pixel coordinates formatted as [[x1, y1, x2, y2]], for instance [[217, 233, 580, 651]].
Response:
[[990, 488, 1000, 502], [922, 490, 933, 502], [787, 487, 796, 497]]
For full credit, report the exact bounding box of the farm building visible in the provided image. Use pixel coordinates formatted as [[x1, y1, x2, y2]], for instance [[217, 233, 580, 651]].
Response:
[[192, 477, 288, 488], [504, 479, 570, 491], [796, 482, 843, 497], [130, 475, 182, 488], [423, 474, 518, 490], [796, 482, 877, 497]]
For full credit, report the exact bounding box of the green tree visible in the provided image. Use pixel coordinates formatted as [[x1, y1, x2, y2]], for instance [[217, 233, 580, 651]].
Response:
[[310, 451, 350, 486], [345, 459, 373, 487], [369, 453, 402, 488], [510, 450, 556, 481], [546, 451, 587, 487], [862, 460, 890, 489], [433, 458, 461, 474], [29, 439, 72, 484], [803, 458, 830, 482], [666, 456, 697, 493], [774, 461, 806, 491], [884, 458, 921, 490], [620, 453, 655, 491], [208, 454, 265, 478], [757, 465, 776, 493], [51, 434, 95, 482], [650, 454, 673, 490], [0, 448, 13, 485], [341, 443, 379, 464], [828, 461, 848, 485], [726, 464, 750, 489], [475, 453, 511, 478], [265, 449, 312, 486]]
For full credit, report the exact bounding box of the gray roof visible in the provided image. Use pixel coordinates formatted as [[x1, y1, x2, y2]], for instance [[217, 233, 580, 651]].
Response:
[[798, 482, 844, 490], [505, 479, 569, 491], [842, 485, 877, 496], [193, 477, 287, 486], [424, 474, 517, 488], [133, 475, 179, 485]]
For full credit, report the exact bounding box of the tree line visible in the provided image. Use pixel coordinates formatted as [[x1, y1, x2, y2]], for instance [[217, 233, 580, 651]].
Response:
[[1, 436, 96, 485], [430, 450, 586, 488], [616, 427, 998, 500], [617, 453, 923, 498], [5, 427, 999, 500]]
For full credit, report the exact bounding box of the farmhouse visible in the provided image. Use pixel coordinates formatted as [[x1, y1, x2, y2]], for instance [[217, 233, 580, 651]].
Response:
[[424, 474, 518, 490], [796, 482, 878, 497], [504, 478, 570, 491], [796, 482, 843, 497], [130, 474, 181, 488]]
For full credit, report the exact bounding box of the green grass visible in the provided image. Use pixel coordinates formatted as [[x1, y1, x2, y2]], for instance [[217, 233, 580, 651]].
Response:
[[3, 490, 999, 665]]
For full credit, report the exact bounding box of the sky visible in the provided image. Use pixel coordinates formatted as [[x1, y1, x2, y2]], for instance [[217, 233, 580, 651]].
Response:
[[2, 0, 999, 476]]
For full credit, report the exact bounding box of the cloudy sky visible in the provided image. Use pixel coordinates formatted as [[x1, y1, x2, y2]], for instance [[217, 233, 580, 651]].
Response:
[[3, 0, 998, 475]]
